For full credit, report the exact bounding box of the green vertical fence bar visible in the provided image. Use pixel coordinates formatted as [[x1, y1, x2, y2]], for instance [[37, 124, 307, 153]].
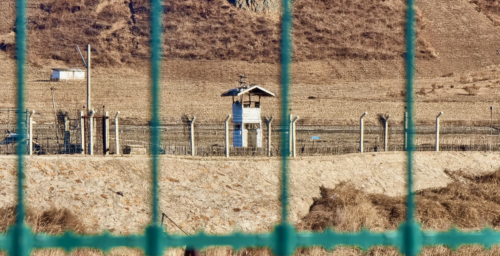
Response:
[[277, 0, 294, 256], [404, 0, 419, 255], [4, 0, 500, 255], [14, 0, 28, 255], [147, 0, 164, 255]]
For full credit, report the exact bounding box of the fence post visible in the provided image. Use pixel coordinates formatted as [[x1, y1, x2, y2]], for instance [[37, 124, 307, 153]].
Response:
[[292, 116, 299, 157], [104, 111, 109, 155], [190, 117, 196, 156], [289, 114, 292, 156], [225, 114, 231, 158], [436, 112, 443, 151], [64, 114, 70, 154], [265, 116, 274, 157], [89, 110, 95, 155], [404, 111, 408, 150], [360, 112, 367, 153], [80, 111, 85, 154], [115, 111, 120, 155], [28, 110, 34, 155], [491, 106, 494, 136], [383, 115, 390, 152]]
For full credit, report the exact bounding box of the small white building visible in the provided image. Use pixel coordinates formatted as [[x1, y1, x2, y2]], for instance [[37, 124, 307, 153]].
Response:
[[221, 83, 275, 148], [50, 68, 85, 81]]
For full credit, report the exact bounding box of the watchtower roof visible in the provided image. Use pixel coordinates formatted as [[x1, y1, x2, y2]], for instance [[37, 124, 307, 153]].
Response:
[[221, 85, 275, 97]]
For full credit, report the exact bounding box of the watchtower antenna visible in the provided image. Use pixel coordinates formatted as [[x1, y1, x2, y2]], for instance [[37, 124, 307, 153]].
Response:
[[239, 74, 246, 87]]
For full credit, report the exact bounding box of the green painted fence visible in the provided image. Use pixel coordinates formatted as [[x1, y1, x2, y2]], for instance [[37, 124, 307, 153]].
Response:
[[2, 0, 500, 255]]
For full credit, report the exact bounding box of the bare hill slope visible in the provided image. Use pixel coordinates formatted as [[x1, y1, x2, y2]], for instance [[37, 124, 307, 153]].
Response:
[[416, 0, 500, 77], [0, 0, 435, 67]]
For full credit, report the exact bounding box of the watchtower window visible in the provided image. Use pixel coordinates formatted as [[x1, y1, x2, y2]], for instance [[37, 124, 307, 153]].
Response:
[[243, 101, 260, 108], [245, 123, 259, 130]]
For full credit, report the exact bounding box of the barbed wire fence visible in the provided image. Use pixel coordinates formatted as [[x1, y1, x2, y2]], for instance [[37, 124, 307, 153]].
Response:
[[3, 110, 500, 157]]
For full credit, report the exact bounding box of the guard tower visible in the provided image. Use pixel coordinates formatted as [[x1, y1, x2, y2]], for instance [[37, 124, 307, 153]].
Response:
[[221, 76, 275, 148]]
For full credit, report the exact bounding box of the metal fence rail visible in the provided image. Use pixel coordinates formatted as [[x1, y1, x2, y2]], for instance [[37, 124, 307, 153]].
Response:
[[3, 0, 500, 256]]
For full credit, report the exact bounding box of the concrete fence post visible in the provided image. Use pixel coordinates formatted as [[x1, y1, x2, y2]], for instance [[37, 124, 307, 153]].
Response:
[[404, 111, 408, 151], [289, 114, 293, 156], [360, 112, 367, 153], [265, 116, 274, 157], [190, 117, 196, 156], [104, 112, 109, 155], [115, 111, 120, 155], [292, 116, 299, 157], [64, 114, 70, 154], [80, 111, 85, 154], [436, 112, 443, 151], [383, 115, 390, 152], [28, 110, 35, 155], [89, 110, 95, 155], [225, 114, 231, 158]]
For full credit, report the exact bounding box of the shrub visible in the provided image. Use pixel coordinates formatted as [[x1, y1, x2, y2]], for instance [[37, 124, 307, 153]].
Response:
[[463, 84, 480, 96]]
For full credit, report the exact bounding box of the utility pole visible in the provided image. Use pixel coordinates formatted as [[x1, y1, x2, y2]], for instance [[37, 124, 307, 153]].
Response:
[[76, 45, 91, 113], [87, 44, 91, 112]]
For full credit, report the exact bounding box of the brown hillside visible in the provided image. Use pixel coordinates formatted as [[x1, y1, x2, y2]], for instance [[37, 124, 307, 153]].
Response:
[[470, 0, 500, 26], [0, 0, 435, 67]]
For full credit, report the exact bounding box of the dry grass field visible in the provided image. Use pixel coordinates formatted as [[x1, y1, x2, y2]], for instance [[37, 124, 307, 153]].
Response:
[[3, 54, 500, 126], [4, 169, 500, 256]]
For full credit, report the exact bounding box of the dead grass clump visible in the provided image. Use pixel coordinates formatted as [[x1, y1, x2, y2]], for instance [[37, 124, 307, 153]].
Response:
[[463, 84, 480, 96], [298, 169, 500, 232], [0, 206, 85, 234], [418, 87, 427, 96], [459, 75, 473, 84], [386, 91, 400, 98]]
